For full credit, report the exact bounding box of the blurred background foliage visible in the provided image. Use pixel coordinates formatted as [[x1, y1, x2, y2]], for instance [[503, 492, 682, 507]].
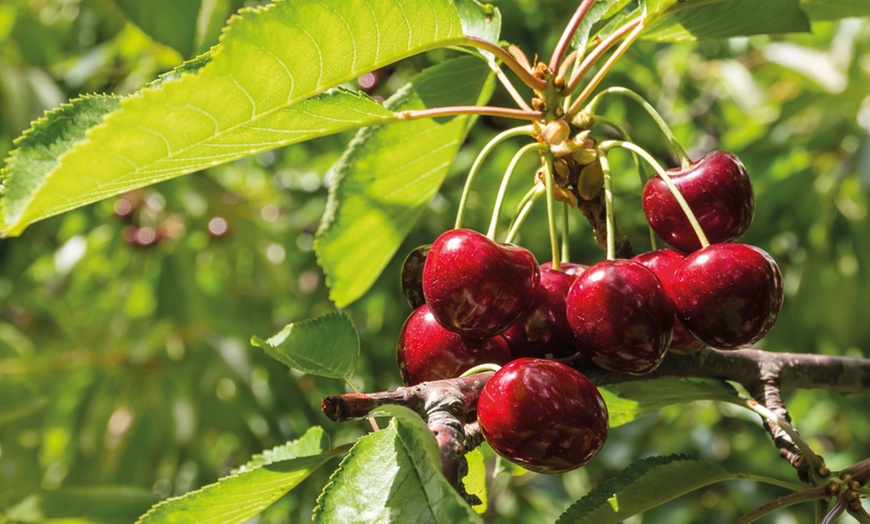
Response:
[[0, 0, 868, 522]]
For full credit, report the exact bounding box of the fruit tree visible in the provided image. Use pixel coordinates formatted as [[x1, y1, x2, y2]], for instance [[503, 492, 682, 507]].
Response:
[[1, 1, 870, 522]]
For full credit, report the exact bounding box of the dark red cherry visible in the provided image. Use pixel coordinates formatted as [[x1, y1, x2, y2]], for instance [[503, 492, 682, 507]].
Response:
[[566, 259, 673, 374], [540, 261, 588, 277], [643, 151, 753, 252], [503, 268, 579, 359], [423, 229, 540, 338], [397, 305, 512, 385], [632, 249, 706, 354], [477, 358, 608, 474], [673, 243, 782, 349], [400, 244, 430, 309]]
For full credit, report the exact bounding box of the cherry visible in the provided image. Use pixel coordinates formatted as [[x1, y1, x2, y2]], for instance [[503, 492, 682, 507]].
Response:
[[400, 244, 430, 310], [502, 268, 579, 359], [540, 261, 588, 277], [477, 358, 608, 474], [643, 151, 753, 252], [396, 305, 512, 386], [566, 259, 673, 374], [423, 229, 540, 338], [632, 249, 706, 354], [672, 243, 783, 349]]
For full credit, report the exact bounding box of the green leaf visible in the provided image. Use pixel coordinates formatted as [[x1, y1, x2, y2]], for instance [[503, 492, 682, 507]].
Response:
[[113, 0, 202, 57], [571, 0, 626, 54], [237, 426, 331, 472], [801, 0, 870, 21], [313, 405, 482, 524], [0, 381, 46, 424], [556, 455, 732, 524], [462, 448, 488, 514], [137, 452, 336, 524], [3, 487, 160, 524], [315, 55, 494, 307], [251, 311, 359, 380], [600, 378, 739, 427], [0, 0, 467, 237], [455, 0, 502, 57], [641, 0, 811, 42]]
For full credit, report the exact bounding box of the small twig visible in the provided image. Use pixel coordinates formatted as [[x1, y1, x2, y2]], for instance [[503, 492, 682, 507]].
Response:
[[396, 105, 543, 122], [488, 60, 533, 111], [463, 36, 549, 92], [734, 486, 828, 524]]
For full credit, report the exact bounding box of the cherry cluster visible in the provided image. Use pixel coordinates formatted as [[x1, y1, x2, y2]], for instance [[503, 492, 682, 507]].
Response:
[[395, 150, 783, 475]]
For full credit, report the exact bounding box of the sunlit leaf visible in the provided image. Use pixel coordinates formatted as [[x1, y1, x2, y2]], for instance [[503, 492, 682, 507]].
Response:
[[800, 0, 870, 21], [600, 379, 739, 427], [237, 426, 331, 472], [251, 311, 359, 380], [313, 405, 482, 524], [556, 455, 732, 524]]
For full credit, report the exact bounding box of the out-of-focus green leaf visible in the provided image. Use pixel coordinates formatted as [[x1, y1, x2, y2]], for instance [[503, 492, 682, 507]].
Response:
[[4, 487, 160, 524], [556, 455, 732, 524], [315, 55, 494, 307], [251, 311, 359, 380], [113, 0, 201, 57], [641, 0, 810, 42], [0, 381, 46, 424], [313, 405, 482, 524], [600, 379, 739, 427], [800, 0, 870, 21]]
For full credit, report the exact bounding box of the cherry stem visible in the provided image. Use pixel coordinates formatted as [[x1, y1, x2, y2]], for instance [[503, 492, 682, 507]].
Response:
[[548, 0, 597, 74], [561, 202, 571, 263], [505, 185, 545, 243], [586, 86, 691, 168], [542, 150, 561, 270], [459, 363, 502, 377], [599, 140, 711, 248], [733, 486, 828, 524], [396, 105, 543, 122], [487, 60, 533, 111], [455, 126, 535, 230], [599, 153, 616, 260], [566, 18, 646, 120], [592, 115, 657, 250], [486, 142, 546, 240], [462, 36, 549, 92], [735, 472, 804, 492]]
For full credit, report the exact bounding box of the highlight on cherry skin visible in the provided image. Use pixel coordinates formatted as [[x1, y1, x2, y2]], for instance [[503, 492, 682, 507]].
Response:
[[422, 228, 540, 339], [476, 358, 609, 474], [643, 150, 754, 253]]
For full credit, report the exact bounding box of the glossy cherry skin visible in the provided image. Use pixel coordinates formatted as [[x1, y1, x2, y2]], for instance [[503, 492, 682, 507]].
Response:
[[643, 151, 754, 252], [632, 249, 706, 354], [400, 244, 430, 310], [673, 243, 783, 349], [423, 229, 540, 338], [566, 259, 673, 374], [540, 261, 588, 277], [397, 305, 512, 386], [503, 268, 579, 359], [477, 358, 608, 474]]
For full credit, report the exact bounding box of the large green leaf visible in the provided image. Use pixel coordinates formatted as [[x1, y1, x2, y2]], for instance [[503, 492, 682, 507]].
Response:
[[0, 0, 467, 237], [600, 378, 739, 427], [801, 0, 870, 21], [641, 0, 810, 42], [315, 55, 495, 307], [251, 311, 359, 380], [556, 455, 732, 524], [313, 405, 482, 524], [137, 432, 336, 524]]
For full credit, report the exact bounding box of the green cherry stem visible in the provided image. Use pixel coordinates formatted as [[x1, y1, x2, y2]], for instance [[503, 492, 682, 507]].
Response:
[[455, 126, 535, 229], [734, 472, 804, 492], [599, 153, 616, 260], [734, 486, 828, 524], [741, 397, 826, 478], [564, 16, 643, 96], [586, 86, 690, 168], [566, 17, 646, 119], [542, 150, 561, 270], [459, 363, 503, 377], [599, 139, 710, 248], [592, 115, 657, 250], [561, 202, 571, 263], [505, 185, 545, 243], [486, 142, 547, 240]]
